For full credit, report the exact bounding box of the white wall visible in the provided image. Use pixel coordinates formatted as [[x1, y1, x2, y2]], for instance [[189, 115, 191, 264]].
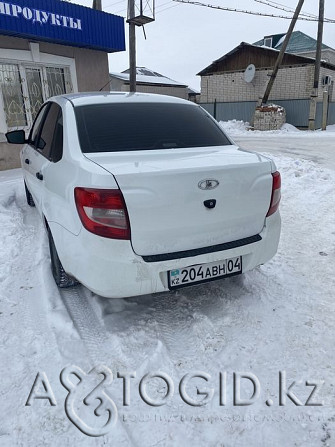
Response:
[[200, 65, 335, 103]]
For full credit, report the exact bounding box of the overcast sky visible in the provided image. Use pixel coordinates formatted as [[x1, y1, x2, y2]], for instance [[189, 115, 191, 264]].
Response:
[[76, 0, 335, 90]]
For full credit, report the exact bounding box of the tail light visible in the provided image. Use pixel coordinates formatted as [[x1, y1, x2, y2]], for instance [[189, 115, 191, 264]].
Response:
[[74, 187, 130, 239], [266, 171, 281, 217]]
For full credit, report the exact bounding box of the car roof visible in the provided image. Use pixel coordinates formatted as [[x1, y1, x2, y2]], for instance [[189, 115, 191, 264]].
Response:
[[56, 91, 194, 107]]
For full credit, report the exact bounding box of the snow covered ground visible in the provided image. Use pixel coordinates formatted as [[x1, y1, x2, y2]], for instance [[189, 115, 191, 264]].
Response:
[[0, 126, 334, 446]]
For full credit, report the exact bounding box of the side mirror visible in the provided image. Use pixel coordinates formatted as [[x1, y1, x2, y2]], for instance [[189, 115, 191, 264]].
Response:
[[6, 129, 26, 144]]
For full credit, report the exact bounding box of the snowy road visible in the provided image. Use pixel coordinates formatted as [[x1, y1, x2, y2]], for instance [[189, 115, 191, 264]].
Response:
[[235, 134, 335, 170], [0, 128, 334, 446]]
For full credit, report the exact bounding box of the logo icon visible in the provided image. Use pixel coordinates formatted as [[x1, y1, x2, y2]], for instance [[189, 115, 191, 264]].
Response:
[[60, 365, 117, 437], [198, 179, 219, 190]]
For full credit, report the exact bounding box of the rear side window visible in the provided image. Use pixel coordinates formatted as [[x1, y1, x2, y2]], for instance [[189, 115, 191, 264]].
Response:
[[75, 103, 231, 153]]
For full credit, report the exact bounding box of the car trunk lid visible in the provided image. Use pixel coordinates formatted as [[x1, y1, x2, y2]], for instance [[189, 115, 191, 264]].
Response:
[[84, 146, 273, 256]]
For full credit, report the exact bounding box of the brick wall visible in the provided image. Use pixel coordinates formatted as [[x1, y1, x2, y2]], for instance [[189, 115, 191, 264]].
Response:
[[299, 49, 335, 66], [200, 64, 334, 103]]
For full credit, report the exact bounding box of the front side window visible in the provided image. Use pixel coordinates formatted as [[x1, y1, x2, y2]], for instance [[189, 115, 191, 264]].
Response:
[[50, 109, 63, 163], [36, 103, 61, 159], [75, 103, 231, 153], [28, 103, 49, 148]]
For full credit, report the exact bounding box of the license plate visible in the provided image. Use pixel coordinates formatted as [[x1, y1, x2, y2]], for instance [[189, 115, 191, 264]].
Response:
[[168, 256, 242, 290]]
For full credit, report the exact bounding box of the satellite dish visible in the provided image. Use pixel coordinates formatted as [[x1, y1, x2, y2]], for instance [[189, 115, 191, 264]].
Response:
[[244, 64, 256, 83]]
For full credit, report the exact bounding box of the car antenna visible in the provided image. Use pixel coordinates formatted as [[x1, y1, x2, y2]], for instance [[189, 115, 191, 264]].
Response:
[[99, 78, 112, 91]]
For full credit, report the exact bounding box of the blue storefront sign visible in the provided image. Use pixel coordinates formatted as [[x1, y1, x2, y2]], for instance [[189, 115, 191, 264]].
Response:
[[0, 0, 125, 52]]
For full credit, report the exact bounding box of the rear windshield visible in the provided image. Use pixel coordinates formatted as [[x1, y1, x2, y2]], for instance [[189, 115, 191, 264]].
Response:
[[74, 102, 231, 153]]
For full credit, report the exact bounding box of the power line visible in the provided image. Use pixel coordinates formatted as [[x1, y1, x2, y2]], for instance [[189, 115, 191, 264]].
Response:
[[171, 0, 335, 22], [157, 2, 180, 13], [111, 0, 179, 17], [258, 0, 317, 16], [104, 0, 125, 11], [253, 0, 334, 22], [156, 0, 179, 10], [254, 0, 315, 17]]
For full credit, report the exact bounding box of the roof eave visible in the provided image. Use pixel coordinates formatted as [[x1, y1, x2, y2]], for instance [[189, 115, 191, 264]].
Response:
[[198, 41, 335, 76]]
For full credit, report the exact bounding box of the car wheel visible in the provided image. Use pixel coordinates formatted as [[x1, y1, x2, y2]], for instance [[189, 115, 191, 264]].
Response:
[[24, 182, 35, 207], [47, 228, 79, 288]]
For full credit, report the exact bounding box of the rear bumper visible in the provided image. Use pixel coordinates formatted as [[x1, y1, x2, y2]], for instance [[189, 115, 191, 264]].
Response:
[[50, 211, 281, 298]]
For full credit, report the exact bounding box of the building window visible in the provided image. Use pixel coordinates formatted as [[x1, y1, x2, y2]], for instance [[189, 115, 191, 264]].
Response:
[[264, 37, 273, 48], [45, 67, 71, 98], [0, 64, 27, 128], [0, 62, 72, 131], [26, 67, 45, 122]]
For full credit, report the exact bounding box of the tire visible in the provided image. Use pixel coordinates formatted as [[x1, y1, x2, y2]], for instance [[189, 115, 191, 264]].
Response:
[[24, 182, 35, 207], [47, 228, 79, 288]]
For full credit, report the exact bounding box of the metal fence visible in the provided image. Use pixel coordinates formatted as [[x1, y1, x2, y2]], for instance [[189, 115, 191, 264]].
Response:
[[200, 99, 335, 128]]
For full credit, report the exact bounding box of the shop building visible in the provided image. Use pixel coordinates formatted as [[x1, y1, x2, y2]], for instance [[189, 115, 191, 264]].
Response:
[[0, 0, 125, 143]]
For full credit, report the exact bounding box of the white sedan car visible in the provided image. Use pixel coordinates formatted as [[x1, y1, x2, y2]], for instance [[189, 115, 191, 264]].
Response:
[[6, 93, 281, 298]]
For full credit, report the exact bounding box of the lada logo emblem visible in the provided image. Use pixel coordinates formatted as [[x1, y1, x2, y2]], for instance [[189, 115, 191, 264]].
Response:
[[198, 179, 220, 190]]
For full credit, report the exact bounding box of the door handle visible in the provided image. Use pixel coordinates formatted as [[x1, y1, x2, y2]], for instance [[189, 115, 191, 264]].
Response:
[[24, 158, 30, 165], [36, 172, 43, 181]]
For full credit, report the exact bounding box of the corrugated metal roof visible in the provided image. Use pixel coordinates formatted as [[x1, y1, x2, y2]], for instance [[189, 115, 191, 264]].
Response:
[[253, 31, 333, 53], [110, 67, 188, 87]]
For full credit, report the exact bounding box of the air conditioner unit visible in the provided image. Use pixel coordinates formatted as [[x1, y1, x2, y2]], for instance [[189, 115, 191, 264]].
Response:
[[322, 75, 332, 86]]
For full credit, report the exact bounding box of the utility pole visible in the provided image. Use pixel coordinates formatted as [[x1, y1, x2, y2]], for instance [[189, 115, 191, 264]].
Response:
[[322, 89, 329, 130], [127, 0, 155, 92], [92, 0, 102, 10], [308, 0, 325, 131], [261, 0, 305, 105], [128, 0, 137, 92]]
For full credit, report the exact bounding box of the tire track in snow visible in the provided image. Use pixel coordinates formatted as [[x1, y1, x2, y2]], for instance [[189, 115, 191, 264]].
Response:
[[148, 277, 247, 369], [149, 291, 216, 368], [59, 287, 141, 447], [59, 287, 126, 369]]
